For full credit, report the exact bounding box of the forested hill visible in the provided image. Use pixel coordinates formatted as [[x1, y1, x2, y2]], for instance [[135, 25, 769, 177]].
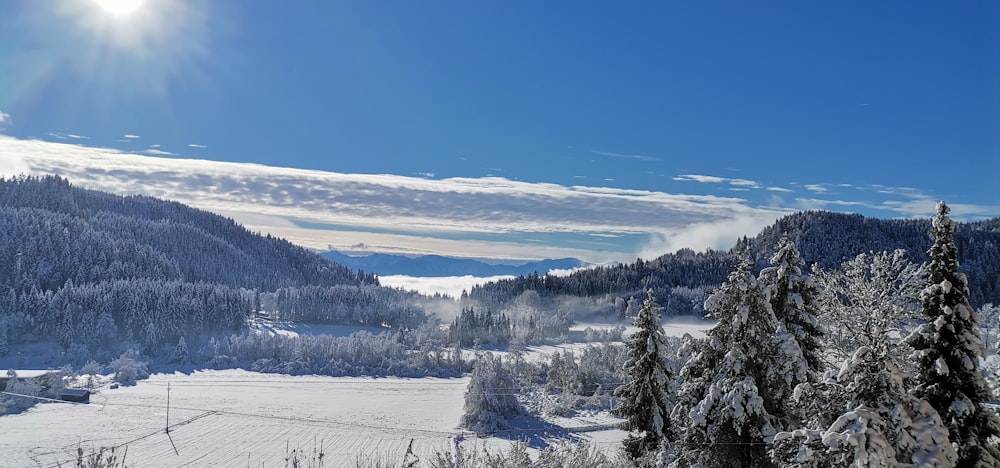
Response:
[[0, 176, 425, 359], [747, 210, 1000, 273], [467, 210, 1000, 315], [0, 175, 371, 292]]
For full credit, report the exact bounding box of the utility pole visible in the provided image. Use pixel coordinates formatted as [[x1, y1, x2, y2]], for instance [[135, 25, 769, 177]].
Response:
[[165, 381, 179, 455]]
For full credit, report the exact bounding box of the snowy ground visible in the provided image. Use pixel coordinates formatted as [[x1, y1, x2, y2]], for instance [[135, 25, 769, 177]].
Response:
[[2, 370, 469, 467], [1, 317, 715, 466], [250, 319, 390, 338], [1, 369, 632, 467], [571, 315, 713, 339]]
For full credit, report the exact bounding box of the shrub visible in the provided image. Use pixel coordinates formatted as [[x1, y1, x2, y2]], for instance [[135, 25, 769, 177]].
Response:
[[109, 350, 148, 385]]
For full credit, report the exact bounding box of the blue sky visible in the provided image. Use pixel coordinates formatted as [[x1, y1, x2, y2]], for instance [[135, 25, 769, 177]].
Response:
[[1, 1, 997, 263]]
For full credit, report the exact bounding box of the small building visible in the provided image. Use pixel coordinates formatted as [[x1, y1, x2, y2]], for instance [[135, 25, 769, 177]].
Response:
[[59, 388, 90, 403]]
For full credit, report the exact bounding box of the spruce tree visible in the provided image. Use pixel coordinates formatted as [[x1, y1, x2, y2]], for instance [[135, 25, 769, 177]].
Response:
[[673, 259, 778, 468], [758, 235, 824, 429], [908, 201, 1000, 466], [172, 336, 189, 364], [613, 288, 675, 460], [759, 235, 824, 375]]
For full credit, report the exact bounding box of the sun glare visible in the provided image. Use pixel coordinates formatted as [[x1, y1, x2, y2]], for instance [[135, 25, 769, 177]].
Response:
[[93, 0, 144, 17], [46, 0, 209, 103]]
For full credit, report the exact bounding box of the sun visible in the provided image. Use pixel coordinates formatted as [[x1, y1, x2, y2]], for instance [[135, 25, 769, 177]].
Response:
[[93, 0, 144, 17]]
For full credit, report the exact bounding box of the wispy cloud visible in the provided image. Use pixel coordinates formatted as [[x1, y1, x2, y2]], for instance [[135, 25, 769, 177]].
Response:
[[188, 143, 207, 148], [592, 150, 660, 162], [0, 110, 11, 125], [674, 174, 725, 184], [797, 192, 1000, 220], [123, 134, 141, 139], [729, 179, 760, 188], [671, 171, 999, 220], [47, 133, 89, 140], [795, 197, 875, 211], [674, 174, 761, 189], [878, 194, 1000, 219], [868, 184, 923, 197], [143, 149, 176, 156]]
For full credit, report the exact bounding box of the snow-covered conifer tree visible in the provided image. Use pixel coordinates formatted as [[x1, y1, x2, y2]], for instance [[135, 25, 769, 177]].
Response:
[[673, 259, 778, 468], [460, 352, 521, 433], [772, 343, 957, 467], [907, 202, 1000, 466], [758, 235, 824, 430], [773, 246, 955, 467], [172, 336, 189, 364], [625, 295, 639, 320], [759, 235, 823, 375], [613, 289, 675, 460]]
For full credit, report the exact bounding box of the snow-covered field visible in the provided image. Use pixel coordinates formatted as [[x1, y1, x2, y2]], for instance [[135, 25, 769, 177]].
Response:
[[1, 317, 713, 467], [251, 320, 390, 338], [1, 369, 630, 467], [571, 315, 713, 339], [2, 370, 470, 467]]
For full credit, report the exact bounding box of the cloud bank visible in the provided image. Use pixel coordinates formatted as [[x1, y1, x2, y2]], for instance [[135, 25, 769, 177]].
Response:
[[3, 135, 995, 264], [0, 136, 801, 263]]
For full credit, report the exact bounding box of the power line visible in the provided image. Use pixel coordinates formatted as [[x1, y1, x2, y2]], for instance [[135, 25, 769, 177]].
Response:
[[3, 389, 458, 436]]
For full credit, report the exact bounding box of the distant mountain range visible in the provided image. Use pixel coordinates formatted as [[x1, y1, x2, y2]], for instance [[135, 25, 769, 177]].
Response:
[[321, 251, 589, 277]]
